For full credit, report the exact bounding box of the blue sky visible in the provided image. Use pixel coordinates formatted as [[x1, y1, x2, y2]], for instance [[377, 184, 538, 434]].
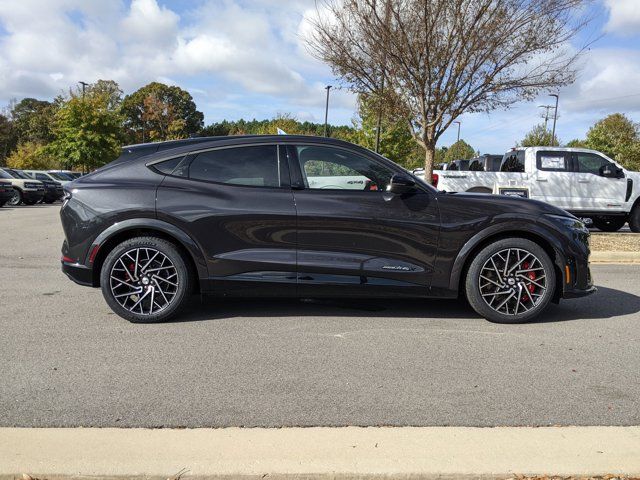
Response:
[[0, 0, 639, 155]]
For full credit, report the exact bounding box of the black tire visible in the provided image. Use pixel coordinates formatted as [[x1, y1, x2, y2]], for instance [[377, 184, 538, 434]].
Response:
[[7, 188, 22, 206], [592, 216, 626, 232], [465, 238, 556, 324], [629, 205, 640, 233], [100, 236, 193, 323]]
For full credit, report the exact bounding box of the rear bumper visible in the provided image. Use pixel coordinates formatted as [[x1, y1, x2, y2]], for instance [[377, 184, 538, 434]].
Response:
[[61, 261, 94, 287]]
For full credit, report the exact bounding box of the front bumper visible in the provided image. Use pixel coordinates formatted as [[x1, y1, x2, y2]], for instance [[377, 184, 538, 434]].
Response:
[[23, 189, 45, 202], [44, 187, 64, 201]]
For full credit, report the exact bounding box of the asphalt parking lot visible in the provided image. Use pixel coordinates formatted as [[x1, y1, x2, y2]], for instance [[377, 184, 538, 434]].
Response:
[[1, 204, 640, 428]]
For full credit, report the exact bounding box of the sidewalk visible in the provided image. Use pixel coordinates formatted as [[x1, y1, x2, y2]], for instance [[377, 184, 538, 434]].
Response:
[[2, 426, 640, 479]]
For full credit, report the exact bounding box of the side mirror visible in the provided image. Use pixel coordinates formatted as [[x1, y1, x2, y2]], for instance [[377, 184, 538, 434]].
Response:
[[389, 173, 416, 194], [600, 165, 625, 178]]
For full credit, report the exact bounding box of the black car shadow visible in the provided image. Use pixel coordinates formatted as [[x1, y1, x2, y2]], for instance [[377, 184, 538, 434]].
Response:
[[170, 285, 639, 324]]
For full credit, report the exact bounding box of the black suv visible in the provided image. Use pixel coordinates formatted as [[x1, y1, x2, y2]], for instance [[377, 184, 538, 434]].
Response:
[[60, 136, 595, 324]]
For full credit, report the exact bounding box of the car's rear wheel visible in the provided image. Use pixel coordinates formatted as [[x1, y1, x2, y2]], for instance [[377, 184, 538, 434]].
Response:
[[7, 188, 22, 206], [100, 236, 192, 323], [592, 216, 626, 232], [465, 238, 556, 324]]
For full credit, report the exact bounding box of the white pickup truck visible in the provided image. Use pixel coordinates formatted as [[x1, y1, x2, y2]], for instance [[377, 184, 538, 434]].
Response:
[[422, 147, 640, 232]]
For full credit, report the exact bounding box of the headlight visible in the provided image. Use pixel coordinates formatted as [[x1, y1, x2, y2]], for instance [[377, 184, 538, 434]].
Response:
[[544, 214, 588, 232]]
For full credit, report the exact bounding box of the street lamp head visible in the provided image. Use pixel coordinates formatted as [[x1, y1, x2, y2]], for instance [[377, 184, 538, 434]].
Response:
[[549, 93, 559, 98]]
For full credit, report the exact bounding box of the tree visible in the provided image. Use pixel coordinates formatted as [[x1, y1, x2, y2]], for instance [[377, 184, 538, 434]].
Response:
[[565, 138, 587, 148], [47, 82, 123, 171], [121, 82, 204, 143], [6, 141, 58, 170], [10, 97, 57, 145], [584, 113, 640, 171], [346, 95, 422, 168], [519, 123, 560, 147], [0, 113, 12, 164], [445, 140, 475, 163], [307, 0, 588, 181]]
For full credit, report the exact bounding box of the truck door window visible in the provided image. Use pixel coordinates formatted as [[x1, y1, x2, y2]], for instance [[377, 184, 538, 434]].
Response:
[[575, 153, 613, 175]]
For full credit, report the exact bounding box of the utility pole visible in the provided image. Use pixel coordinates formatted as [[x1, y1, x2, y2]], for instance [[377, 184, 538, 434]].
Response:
[[323, 85, 332, 137], [538, 105, 554, 131], [454, 121, 461, 142], [79, 81, 89, 99], [550, 93, 559, 145]]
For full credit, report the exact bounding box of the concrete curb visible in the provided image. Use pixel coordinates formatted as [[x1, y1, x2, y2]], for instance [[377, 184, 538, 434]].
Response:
[[1, 426, 640, 479], [590, 251, 640, 263]]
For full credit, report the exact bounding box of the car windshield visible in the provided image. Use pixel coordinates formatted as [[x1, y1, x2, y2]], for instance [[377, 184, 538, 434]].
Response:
[[0, 169, 14, 179], [12, 170, 31, 179]]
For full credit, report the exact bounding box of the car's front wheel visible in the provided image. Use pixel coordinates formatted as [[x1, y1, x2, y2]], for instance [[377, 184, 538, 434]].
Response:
[[7, 188, 22, 206], [465, 238, 556, 324], [100, 236, 193, 323]]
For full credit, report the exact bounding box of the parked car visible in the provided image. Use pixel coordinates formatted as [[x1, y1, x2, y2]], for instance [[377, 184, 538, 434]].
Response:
[[468, 154, 503, 172], [423, 147, 640, 232], [60, 135, 594, 325], [48, 170, 80, 180], [13, 169, 63, 204], [0, 167, 45, 205], [23, 170, 71, 186], [0, 179, 14, 206]]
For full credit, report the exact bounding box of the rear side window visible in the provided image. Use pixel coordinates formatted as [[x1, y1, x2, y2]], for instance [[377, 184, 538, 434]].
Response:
[[500, 151, 525, 172], [536, 151, 568, 172], [189, 145, 280, 188], [468, 160, 484, 171], [152, 156, 185, 176]]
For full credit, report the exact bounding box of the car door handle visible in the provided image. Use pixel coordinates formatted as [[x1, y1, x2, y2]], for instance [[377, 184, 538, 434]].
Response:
[[537, 178, 548, 182], [578, 179, 590, 183]]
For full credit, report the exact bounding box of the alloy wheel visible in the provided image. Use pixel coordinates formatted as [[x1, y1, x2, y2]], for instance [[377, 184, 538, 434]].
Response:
[[109, 247, 179, 316], [478, 247, 547, 316], [7, 190, 20, 206]]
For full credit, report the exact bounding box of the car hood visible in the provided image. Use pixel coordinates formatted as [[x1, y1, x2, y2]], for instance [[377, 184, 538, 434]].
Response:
[[438, 191, 573, 219]]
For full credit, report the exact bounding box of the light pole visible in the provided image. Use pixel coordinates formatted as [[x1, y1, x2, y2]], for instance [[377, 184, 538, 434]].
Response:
[[549, 93, 559, 145], [323, 85, 332, 137], [454, 121, 461, 142], [79, 81, 89, 98]]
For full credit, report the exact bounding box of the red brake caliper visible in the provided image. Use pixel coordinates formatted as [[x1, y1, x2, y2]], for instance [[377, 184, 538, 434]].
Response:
[[521, 261, 536, 301], [128, 262, 135, 281]]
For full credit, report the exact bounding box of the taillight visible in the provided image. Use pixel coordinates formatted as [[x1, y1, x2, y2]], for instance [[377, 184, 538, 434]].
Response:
[[431, 173, 439, 187]]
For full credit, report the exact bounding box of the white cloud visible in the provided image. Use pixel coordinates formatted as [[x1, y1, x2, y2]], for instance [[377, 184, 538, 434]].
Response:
[[0, 0, 348, 121], [604, 0, 640, 36]]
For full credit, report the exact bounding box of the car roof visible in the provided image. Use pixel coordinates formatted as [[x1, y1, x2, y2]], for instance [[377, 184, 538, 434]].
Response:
[[113, 135, 372, 167]]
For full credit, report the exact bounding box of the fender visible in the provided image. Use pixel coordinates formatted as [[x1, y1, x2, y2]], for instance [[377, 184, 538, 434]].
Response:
[[447, 219, 567, 292], [87, 218, 209, 279]]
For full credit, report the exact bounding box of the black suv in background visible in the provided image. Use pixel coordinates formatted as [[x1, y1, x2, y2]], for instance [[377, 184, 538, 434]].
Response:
[[60, 136, 595, 324]]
